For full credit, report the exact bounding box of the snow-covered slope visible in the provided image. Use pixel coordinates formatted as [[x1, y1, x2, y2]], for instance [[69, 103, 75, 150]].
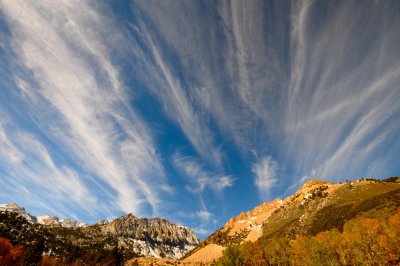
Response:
[[37, 215, 87, 228]]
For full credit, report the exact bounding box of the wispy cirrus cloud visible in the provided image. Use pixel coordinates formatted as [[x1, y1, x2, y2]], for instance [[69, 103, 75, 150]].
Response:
[[125, 3, 224, 167], [0, 0, 167, 217], [192, 226, 213, 236], [172, 153, 234, 193], [196, 210, 212, 221], [0, 121, 98, 219], [283, 0, 400, 183], [133, 0, 400, 193], [133, 1, 290, 154], [252, 156, 278, 201], [1, 0, 399, 233], [171, 152, 232, 234]]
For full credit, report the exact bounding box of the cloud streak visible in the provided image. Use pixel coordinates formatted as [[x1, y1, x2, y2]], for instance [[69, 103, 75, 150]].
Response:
[[0, 0, 167, 217], [172, 153, 234, 193], [283, 0, 400, 183], [252, 156, 278, 200], [0, 121, 97, 219], [0, 0, 399, 234], [126, 4, 224, 167], [132, 0, 400, 190]]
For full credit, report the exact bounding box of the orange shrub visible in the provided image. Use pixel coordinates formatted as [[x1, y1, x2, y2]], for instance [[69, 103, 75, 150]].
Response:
[[287, 236, 313, 266], [389, 208, 400, 229], [0, 237, 24, 266]]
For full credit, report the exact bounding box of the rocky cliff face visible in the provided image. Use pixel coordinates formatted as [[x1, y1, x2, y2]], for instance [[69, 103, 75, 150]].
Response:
[[0, 203, 38, 223], [37, 215, 87, 228], [0, 203, 199, 260], [100, 213, 199, 258], [183, 178, 400, 264], [105, 213, 198, 245], [0, 203, 86, 228]]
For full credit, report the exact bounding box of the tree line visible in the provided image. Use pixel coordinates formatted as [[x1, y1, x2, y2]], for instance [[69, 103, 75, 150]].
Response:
[[218, 208, 400, 265]]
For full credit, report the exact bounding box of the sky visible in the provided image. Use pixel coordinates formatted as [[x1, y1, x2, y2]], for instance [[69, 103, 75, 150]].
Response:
[[0, 0, 399, 238]]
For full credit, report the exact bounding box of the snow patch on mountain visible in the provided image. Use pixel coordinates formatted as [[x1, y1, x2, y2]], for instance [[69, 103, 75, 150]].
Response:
[[1, 203, 86, 228], [0, 203, 37, 223], [1, 203, 199, 259]]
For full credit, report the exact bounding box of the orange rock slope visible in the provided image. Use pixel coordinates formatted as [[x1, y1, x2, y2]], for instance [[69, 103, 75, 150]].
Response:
[[183, 180, 341, 264], [128, 179, 347, 265]]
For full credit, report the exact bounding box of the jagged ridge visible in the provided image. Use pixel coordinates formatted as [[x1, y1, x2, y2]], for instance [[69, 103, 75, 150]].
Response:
[[0, 204, 199, 261], [183, 177, 400, 265]]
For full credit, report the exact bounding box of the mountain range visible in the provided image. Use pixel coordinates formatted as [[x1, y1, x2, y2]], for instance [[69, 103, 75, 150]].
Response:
[[1, 177, 400, 265], [0, 204, 199, 265], [0, 204, 88, 228], [180, 177, 400, 265]]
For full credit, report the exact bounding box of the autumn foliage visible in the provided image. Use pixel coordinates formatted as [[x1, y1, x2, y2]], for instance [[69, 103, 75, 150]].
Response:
[[218, 208, 400, 265], [0, 237, 24, 266]]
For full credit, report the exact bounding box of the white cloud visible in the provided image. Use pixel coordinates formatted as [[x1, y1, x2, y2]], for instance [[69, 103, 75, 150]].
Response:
[[215, 175, 235, 191], [128, 17, 223, 167], [282, 0, 400, 181], [252, 156, 278, 200], [0, 0, 167, 216], [133, 1, 400, 186], [172, 153, 234, 193], [131, 1, 289, 155], [0, 122, 23, 164], [196, 210, 212, 221], [193, 226, 212, 236], [0, 122, 99, 219], [1, 0, 399, 225]]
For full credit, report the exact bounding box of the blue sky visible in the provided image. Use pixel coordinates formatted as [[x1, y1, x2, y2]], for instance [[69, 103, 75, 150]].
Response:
[[0, 0, 399, 238]]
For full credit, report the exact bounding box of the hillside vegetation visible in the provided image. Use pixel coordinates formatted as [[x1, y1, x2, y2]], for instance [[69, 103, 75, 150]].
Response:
[[0, 210, 199, 265], [217, 177, 400, 265], [2, 177, 399, 265], [0, 211, 123, 265], [218, 209, 400, 265]]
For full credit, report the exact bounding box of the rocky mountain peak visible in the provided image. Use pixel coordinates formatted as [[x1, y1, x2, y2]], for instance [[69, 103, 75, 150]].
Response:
[[104, 214, 199, 246], [222, 198, 283, 242], [183, 178, 400, 265], [38, 215, 87, 228], [1, 203, 200, 260], [0, 203, 86, 228], [94, 219, 109, 226], [96, 213, 199, 258], [0, 203, 37, 223], [283, 179, 339, 207], [120, 213, 139, 220], [37, 215, 60, 225]]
